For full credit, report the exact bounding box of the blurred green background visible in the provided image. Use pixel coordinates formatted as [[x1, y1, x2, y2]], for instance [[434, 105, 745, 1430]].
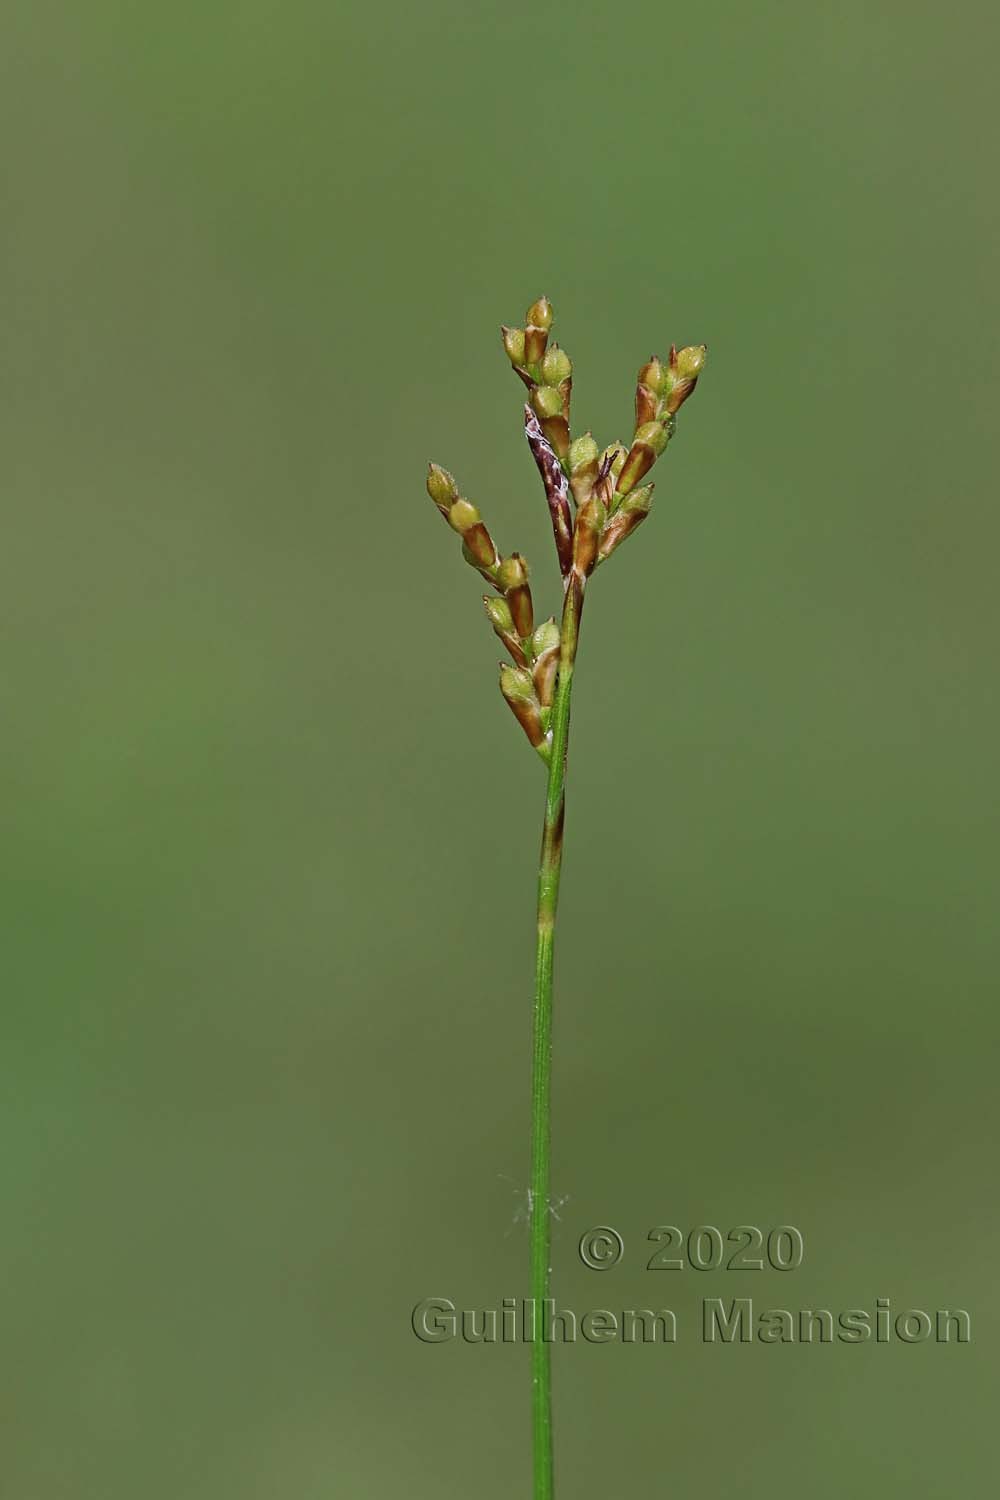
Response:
[[3, 1, 997, 1495]]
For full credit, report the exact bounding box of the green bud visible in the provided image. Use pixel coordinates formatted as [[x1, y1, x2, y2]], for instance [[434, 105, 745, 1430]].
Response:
[[484, 596, 514, 633], [500, 663, 534, 700], [661, 343, 706, 415], [498, 552, 533, 637], [533, 635, 560, 707], [616, 423, 668, 495], [638, 356, 668, 395], [531, 618, 560, 656], [499, 662, 547, 752], [597, 483, 654, 564], [524, 297, 554, 365], [497, 554, 528, 591], [675, 344, 707, 379], [619, 482, 653, 516], [501, 325, 527, 366], [568, 432, 599, 471], [569, 431, 599, 505], [427, 462, 458, 511], [665, 381, 693, 415], [531, 384, 564, 420], [484, 594, 527, 664], [525, 296, 553, 332], [541, 344, 572, 385], [447, 498, 480, 534], [634, 421, 669, 457]]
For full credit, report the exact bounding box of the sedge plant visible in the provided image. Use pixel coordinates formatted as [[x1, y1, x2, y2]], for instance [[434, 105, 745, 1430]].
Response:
[[425, 297, 707, 1499]]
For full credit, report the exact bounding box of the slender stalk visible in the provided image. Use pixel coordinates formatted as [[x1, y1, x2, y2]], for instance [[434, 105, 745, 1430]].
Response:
[[530, 571, 583, 1500], [426, 297, 707, 1500]]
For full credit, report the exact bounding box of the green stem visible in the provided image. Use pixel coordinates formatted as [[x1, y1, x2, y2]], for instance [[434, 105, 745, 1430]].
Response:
[[530, 572, 583, 1500]]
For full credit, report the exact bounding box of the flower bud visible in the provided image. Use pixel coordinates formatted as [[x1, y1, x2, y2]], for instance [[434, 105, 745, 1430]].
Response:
[[497, 554, 528, 591], [447, 498, 480, 534], [534, 656, 558, 707], [524, 297, 553, 365], [484, 594, 528, 666], [598, 484, 654, 564], [568, 432, 599, 471], [638, 356, 668, 395], [635, 383, 658, 430], [500, 663, 535, 700], [501, 325, 527, 366], [451, 500, 498, 570], [531, 617, 561, 707], [531, 384, 563, 420], [635, 420, 669, 455], [463, 526, 499, 570], [499, 552, 533, 637], [664, 378, 698, 415], [662, 344, 706, 414], [484, 596, 514, 634], [675, 344, 707, 379], [524, 327, 547, 364], [500, 663, 547, 752], [567, 432, 598, 505], [525, 296, 553, 332], [531, 384, 569, 460], [427, 462, 458, 515], [572, 494, 602, 577], [619, 481, 654, 516], [541, 344, 572, 385], [616, 421, 669, 493], [531, 618, 560, 656]]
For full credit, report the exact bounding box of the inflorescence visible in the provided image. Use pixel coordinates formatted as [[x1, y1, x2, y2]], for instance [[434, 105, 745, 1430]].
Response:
[[426, 296, 706, 763]]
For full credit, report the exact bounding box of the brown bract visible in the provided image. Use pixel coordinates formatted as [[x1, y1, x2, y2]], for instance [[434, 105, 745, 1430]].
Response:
[[524, 406, 574, 576]]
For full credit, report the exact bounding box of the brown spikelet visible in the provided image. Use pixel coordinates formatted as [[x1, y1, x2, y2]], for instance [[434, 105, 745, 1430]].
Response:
[[616, 441, 654, 494], [540, 412, 570, 462], [507, 582, 534, 639], [635, 383, 658, 429], [533, 644, 559, 707], [597, 488, 653, 563], [664, 376, 697, 415], [462, 521, 499, 570], [508, 694, 545, 747], [484, 596, 529, 666], [571, 495, 602, 577], [499, 665, 546, 749], [525, 323, 548, 365], [616, 422, 667, 494]]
